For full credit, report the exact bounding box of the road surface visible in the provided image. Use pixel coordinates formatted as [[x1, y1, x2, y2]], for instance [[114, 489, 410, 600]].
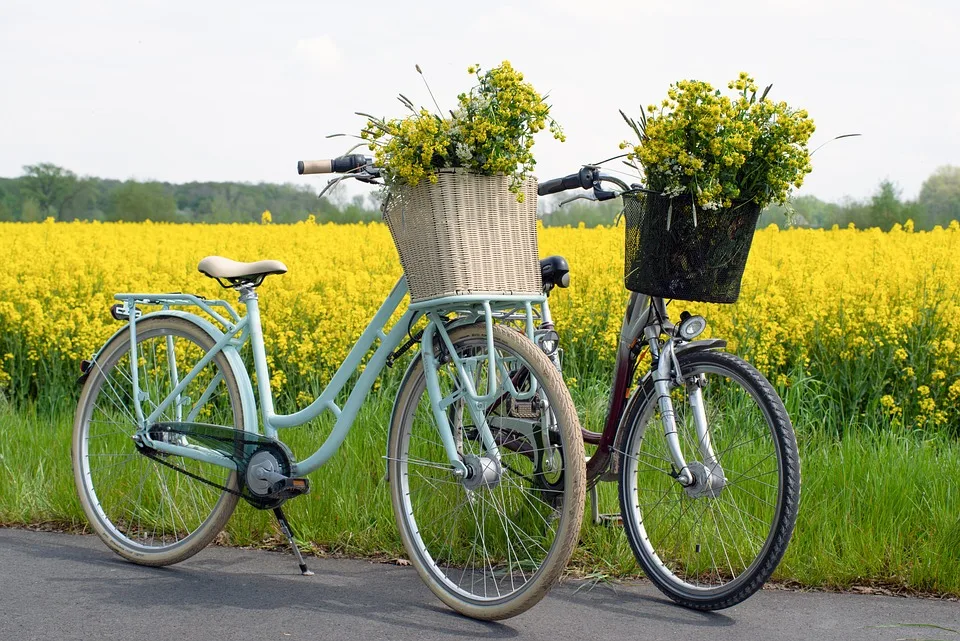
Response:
[[0, 528, 956, 641]]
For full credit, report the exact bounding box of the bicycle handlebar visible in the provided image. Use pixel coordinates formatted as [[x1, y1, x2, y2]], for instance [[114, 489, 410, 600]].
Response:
[[537, 167, 595, 196], [539, 166, 634, 202], [298, 154, 371, 175]]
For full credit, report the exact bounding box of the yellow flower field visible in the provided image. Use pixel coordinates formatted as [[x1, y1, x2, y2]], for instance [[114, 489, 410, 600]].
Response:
[[0, 219, 958, 432]]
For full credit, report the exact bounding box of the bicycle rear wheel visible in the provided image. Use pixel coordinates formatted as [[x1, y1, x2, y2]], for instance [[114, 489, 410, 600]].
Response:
[[617, 349, 800, 610], [389, 323, 585, 620], [72, 316, 245, 566]]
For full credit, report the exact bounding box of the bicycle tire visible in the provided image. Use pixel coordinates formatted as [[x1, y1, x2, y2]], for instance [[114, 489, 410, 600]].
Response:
[[388, 323, 586, 620], [72, 315, 245, 566], [617, 349, 800, 610]]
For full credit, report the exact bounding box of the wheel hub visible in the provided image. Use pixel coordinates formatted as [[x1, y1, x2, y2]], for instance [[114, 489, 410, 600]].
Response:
[[461, 454, 502, 491], [684, 460, 726, 499]]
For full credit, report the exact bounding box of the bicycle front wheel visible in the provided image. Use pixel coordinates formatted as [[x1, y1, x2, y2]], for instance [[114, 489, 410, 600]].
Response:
[[389, 323, 586, 620], [72, 316, 245, 566], [617, 349, 800, 610]]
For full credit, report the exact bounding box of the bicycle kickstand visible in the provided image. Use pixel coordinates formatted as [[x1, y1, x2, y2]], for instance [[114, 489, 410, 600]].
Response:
[[589, 485, 623, 527], [273, 507, 314, 576]]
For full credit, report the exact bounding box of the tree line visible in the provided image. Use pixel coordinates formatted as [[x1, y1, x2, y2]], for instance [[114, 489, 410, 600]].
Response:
[[0, 163, 380, 224], [760, 167, 960, 230], [2, 163, 959, 230]]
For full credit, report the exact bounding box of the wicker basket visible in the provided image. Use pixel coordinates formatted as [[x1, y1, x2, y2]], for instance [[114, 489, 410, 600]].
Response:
[[622, 191, 761, 304], [382, 170, 542, 303]]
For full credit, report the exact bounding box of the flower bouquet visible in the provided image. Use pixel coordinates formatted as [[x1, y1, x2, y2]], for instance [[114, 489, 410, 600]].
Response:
[[354, 62, 563, 302], [619, 72, 816, 302]]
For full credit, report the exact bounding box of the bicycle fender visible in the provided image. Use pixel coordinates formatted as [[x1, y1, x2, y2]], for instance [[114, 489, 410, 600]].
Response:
[[607, 339, 727, 478], [384, 352, 424, 483], [78, 310, 258, 435]]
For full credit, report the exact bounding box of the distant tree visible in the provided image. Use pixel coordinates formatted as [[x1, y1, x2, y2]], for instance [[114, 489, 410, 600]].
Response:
[[540, 198, 621, 228], [867, 180, 907, 230], [109, 182, 177, 221], [20, 198, 43, 222], [20, 163, 91, 221], [209, 194, 234, 222], [918, 165, 960, 228]]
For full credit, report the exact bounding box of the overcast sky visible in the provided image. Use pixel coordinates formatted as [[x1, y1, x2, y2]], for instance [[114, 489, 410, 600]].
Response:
[[2, 0, 956, 203]]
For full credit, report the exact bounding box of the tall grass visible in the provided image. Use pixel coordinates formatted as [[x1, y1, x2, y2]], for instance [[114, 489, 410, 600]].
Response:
[[2, 389, 957, 595]]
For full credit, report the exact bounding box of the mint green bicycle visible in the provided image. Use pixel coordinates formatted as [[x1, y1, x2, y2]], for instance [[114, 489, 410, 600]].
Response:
[[71, 159, 586, 620]]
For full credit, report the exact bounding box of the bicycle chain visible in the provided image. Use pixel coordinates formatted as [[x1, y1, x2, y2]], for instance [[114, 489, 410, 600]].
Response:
[[139, 447, 244, 497]]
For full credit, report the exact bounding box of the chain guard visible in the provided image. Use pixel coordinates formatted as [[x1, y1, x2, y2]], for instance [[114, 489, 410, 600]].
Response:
[[140, 422, 299, 509]]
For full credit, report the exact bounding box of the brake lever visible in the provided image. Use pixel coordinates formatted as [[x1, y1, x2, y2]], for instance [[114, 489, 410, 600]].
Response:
[[558, 193, 598, 208], [318, 168, 383, 197], [593, 185, 618, 201]]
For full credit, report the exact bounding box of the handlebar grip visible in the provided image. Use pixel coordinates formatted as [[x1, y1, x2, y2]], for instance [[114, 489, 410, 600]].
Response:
[[537, 167, 595, 196], [298, 154, 370, 175], [298, 160, 333, 175]]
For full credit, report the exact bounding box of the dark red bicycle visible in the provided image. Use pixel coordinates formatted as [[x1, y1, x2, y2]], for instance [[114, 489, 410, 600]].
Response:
[[532, 166, 801, 610]]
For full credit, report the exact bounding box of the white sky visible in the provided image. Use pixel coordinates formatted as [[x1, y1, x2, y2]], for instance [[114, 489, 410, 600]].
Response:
[[1, 0, 957, 203]]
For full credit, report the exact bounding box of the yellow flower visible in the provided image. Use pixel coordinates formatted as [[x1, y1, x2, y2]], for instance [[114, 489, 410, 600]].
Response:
[[364, 61, 560, 200], [0, 220, 958, 433], [622, 72, 814, 210]]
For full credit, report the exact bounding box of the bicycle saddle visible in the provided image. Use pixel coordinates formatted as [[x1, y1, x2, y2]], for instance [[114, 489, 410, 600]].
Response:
[[198, 256, 288, 287]]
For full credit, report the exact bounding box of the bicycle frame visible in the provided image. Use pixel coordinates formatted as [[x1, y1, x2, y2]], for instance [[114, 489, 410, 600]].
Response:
[[110, 278, 548, 479], [556, 289, 726, 486], [541, 169, 732, 487]]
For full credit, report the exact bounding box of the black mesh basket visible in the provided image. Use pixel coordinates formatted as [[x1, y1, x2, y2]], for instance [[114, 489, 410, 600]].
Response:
[[622, 191, 761, 304]]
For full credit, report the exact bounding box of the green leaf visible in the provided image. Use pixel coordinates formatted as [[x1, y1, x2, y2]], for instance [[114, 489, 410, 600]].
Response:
[[619, 109, 643, 140]]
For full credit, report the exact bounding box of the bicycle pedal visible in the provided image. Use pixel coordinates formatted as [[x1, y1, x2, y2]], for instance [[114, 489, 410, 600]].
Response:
[[266, 477, 311, 500], [509, 398, 540, 419], [596, 513, 623, 527]]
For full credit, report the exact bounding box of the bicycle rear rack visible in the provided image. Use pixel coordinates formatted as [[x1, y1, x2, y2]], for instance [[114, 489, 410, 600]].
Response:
[[113, 293, 243, 335]]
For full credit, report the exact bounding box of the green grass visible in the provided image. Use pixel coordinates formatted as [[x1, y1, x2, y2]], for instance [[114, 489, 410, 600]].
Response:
[[1, 390, 957, 596]]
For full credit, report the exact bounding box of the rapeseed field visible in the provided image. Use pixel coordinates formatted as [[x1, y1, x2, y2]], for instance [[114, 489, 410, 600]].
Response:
[[0, 219, 957, 433]]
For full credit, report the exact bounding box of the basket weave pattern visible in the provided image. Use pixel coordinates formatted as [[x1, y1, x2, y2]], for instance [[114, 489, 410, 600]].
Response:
[[383, 171, 542, 303], [622, 191, 761, 304]]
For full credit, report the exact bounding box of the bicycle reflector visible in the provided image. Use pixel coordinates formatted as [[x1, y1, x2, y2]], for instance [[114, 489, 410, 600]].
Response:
[[677, 314, 707, 340]]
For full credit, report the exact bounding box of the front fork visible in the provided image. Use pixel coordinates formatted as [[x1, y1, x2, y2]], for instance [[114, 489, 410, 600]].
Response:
[[649, 336, 721, 488], [420, 305, 542, 479]]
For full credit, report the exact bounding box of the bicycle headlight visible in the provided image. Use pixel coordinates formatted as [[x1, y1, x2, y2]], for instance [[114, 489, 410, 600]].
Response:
[[678, 315, 707, 341]]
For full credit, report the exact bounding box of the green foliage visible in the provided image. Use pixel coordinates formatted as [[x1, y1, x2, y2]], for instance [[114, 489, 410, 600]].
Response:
[[2, 401, 957, 594], [540, 198, 622, 228], [919, 165, 960, 228], [109, 182, 177, 222], [760, 179, 930, 230], [0, 164, 382, 223], [20, 163, 93, 221], [19, 199, 43, 222], [5, 162, 960, 230]]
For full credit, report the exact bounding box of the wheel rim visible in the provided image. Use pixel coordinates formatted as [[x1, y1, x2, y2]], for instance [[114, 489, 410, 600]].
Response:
[[623, 362, 785, 595], [78, 326, 239, 553], [396, 336, 571, 603]]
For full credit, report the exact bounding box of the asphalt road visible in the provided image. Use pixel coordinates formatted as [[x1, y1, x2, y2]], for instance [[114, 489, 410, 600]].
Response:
[[0, 528, 956, 641]]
